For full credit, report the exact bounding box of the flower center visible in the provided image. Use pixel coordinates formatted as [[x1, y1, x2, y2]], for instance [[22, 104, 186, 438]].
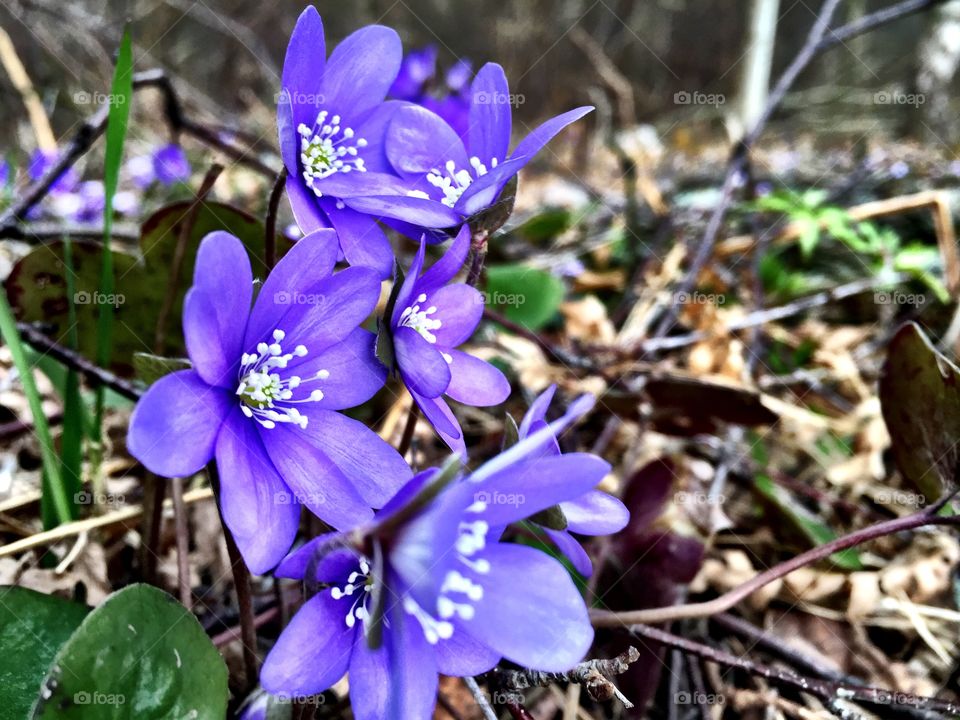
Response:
[[331, 558, 372, 629], [398, 293, 442, 343], [406, 502, 490, 645], [235, 329, 329, 430], [298, 110, 368, 196], [407, 157, 497, 208]]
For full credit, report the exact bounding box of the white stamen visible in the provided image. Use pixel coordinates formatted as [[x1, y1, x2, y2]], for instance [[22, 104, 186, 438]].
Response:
[[406, 156, 496, 208], [398, 292, 443, 343], [235, 329, 329, 430], [298, 110, 368, 197]]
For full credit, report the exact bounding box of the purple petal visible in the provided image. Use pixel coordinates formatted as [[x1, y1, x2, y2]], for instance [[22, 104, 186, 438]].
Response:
[[462, 543, 593, 671], [474, 454, 611, 526], [284, 168, 328, 233], [245, 229, 339, 347], [544, 527, 594, 577], [291, 327, 386, 411], [261, 422, 375, 530], [323, 202, 395, 279], [455, 155, 528, 217], [395, 326, 451, 399], [391, 240, 426, 326], [267, 266, 382, 358], [296, 409, 412, 508], [280, 6, 326, 133], [386, 105, 468, 175], [348, 606, 437, 720], [470, 395, 595, 483], [509, 106, 594, 163], [444, 350, 510, 406], [127, 370, 229, 477], [310, 170, 409, 199], [429, 285, 483, 347], [354, 101, 407, 174], [183, 232, 252, 387], [419, 225, 470, 292], [216, 408, 302, 574], [519, 385, 557, 437], [562, 490, 630, 535], [344, 194, 462, 229], [277, 90, 298, 174], [275, 535, 353, 580], [410, 390, 465, 456], [390, 45, 438, 100], [152, 144, 190, 185], [468, 63, 511, 163], [434, 628, 500, 676], [321, 26, 402, 118], [261, 592, 355, 696]]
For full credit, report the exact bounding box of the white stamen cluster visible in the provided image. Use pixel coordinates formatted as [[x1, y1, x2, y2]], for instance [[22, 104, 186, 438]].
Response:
[[236, 329, 329, 430], [405, 501, 491, 645], [398, 293, 442, 343], [332, 558, 372, 629], [298, 110, 368, 196], [407, 157, 497, 208]]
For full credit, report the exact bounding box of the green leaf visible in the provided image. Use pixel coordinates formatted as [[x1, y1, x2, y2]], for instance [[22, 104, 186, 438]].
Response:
[[0, 292, 70, 524], [0, 587, 89, 719], [60, 240, 83, 519], [485, 263, 565, 330], [879, 322, 960, 502], [796, 219, 821, 259], [6, 201, 277, 376], [754, 475, 863, 570], [132, 353, 191, 386], [31, 584, 228, 719], [95, 27, 134, 431], [516, 207, 573, 243]]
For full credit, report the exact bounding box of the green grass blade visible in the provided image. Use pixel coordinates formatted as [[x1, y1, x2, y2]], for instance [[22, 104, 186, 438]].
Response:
[[94, 27, 133, 432], [60, 239, 83, 517], [0, 293, 71, 525]]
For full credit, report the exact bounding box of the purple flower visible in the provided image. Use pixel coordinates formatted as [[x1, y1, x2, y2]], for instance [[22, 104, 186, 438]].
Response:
[[261, 397, 609, 718], [125, 154, 156, 189], [153, 143, 191, 185], [127, 230, 412, 573], [383, 226, 509, 454], [389, 46, 472, 139], [0, 157, 10, 188], [346, 63, 592, 239], [28, 149, 79, 194], [516, 385, 629, 576], [278, 6, 414, 279], [389, 45, 439, 101]]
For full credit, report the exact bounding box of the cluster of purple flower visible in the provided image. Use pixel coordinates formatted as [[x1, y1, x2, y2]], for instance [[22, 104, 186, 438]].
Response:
[[128, 7, 627, 717]]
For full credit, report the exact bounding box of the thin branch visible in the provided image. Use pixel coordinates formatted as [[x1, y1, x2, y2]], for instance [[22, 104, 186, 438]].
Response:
[[629, 624, 960, 717], [591, 503, 960, 626], [465, 676, 498, 720], [492, 646, 640, 707], [16, 322, 141, 401], [171, 476, 191, 609], [397, 402, 420, 458], [264, 167, 287, 272], [208, 463, 259, 694]]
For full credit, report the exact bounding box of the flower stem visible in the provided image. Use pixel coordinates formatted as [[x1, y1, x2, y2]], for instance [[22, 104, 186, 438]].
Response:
[[398, 401, 420, 457], [264, 167, 287, 272], [208, 462, 259, 692], [465, 229, 489, 288]]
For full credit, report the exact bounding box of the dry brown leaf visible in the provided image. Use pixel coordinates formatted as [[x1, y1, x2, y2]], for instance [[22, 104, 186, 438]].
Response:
[[560, 295, 616, 343]]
